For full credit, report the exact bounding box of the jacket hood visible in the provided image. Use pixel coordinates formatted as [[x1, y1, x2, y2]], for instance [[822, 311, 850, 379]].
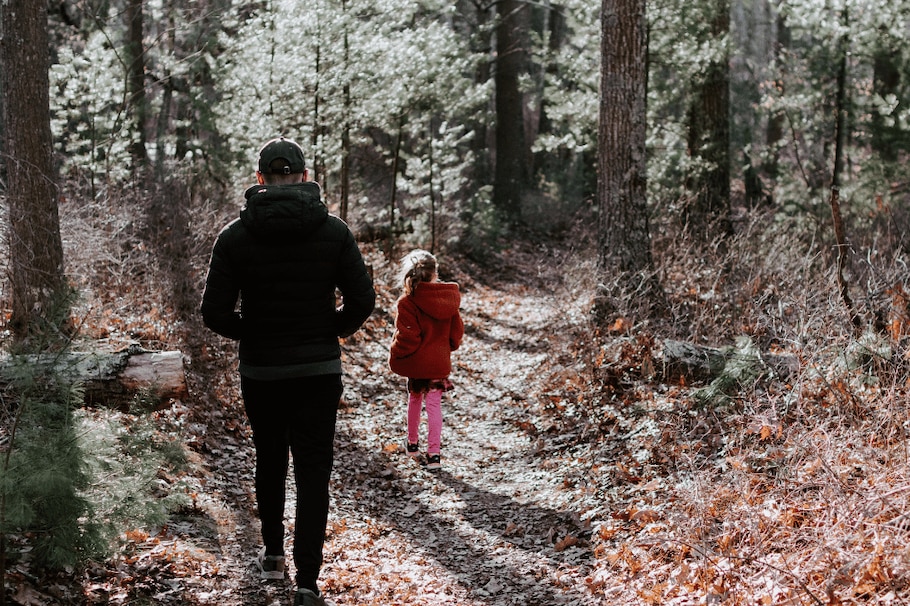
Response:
[[408, 282, 461, 320], [240, 182, 328, 237]]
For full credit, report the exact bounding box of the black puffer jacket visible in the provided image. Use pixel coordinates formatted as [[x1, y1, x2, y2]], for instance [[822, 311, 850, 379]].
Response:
[[201, 182, 375, 378]]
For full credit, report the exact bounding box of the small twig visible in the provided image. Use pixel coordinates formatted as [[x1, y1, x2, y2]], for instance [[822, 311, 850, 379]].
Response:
[[829, 187, 861, 332], [784, 109, 811, 189]]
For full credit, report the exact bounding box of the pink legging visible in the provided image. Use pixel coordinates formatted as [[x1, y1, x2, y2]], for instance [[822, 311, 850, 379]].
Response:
[[407, 388, 443, 454]]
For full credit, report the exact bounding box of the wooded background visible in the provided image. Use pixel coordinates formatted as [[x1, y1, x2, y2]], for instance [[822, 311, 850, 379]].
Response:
[[1, 0, 908, 338], [1, 1, 910, 599]]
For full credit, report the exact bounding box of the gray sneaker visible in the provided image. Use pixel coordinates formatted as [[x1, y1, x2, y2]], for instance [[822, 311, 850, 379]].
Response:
[[293, 588, 336, 606], [254, 546, 285, 580]]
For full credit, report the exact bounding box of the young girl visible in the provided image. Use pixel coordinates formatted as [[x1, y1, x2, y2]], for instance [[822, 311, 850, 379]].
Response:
[[389, 250, 464, 470]]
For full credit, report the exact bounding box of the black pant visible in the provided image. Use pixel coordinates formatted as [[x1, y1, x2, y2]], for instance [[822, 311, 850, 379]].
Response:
[[241, 373, 342, 592]]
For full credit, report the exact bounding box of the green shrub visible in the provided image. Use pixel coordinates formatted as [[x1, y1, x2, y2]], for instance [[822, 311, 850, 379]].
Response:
[[1, 354, 190, 573], [0, 355, 106, 569]]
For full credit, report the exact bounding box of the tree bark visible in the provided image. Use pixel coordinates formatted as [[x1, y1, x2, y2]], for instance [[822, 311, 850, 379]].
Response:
[[428, 118, 438, 253], [596, 0, 661, 321], [0, 345, 187, 409], [660, 339, 798, 384], [340, 0, 351, 223], [764, 12, 790, 193], [469, 0, 493, 188], [312, 38, 325, 185], [125, 0, 148, 166], [828, 7, 860, 332], [684, 0, 732, 239], [871, 44, 901, 163], [493, 0, 529, 224], [1, 0, 69, 341], [389, 120, 403, 238]]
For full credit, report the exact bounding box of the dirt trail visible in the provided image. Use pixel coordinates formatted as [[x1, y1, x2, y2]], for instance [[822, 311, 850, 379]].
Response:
[[319, 277, 600, 605], [175, 248, 613, 606]]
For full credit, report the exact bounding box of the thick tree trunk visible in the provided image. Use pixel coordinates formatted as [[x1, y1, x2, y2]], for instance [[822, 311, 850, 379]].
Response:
[[684, 0, 732, 239], [493, 0, 529, 223], [1, 0, 69, 341], [596, 0, 661, 320]]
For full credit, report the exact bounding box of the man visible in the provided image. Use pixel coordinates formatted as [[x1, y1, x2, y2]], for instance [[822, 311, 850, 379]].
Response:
[[201, 137, 375, 606]]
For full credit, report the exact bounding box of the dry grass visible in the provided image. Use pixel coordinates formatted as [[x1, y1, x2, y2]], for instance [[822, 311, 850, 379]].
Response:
[[545, 207, 910, 604], [56, 179, 232, 350]]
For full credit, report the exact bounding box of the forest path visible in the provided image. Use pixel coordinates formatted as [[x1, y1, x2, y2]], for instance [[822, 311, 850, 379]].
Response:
[[199, 248, 601, 606], [318, 275, 600, 605], [176, 245, 614, 606]]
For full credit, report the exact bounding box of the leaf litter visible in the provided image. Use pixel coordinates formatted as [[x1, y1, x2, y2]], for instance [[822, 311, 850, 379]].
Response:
[[7, 235, 910, 605]]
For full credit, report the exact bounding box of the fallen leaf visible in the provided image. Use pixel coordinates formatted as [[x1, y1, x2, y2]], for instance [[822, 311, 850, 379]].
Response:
[[632, 509, 660, 524]]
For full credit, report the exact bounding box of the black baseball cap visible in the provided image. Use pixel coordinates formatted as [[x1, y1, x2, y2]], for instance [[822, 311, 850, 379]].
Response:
[[258, 137, 306, 174]]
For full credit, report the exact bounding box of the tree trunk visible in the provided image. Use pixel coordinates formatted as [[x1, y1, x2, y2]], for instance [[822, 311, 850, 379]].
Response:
[[0, 345, 187, 409], [470, 0, 493, 188], [764, 12, 790, 194], [684, 0, 732, 239], [312, 39, 324, 186], [125, 0, 148, 167], [829, 9, 860, 332], [428, 118, 438, 253], [1, 0, 70, 341], [660, 338, 799, 409], [493, 0, 529, 224], [154, 0, 177, 178], [732, 0, 774, 208], [339, 0, 351, 223], [389, 120, 403, 237], [871, 44, 901, 163], [340, 115, 351, 222], [597, 0, 661, 321]]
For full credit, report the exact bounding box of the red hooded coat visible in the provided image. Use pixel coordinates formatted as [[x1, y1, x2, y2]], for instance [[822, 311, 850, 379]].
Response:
[[389, 281, 464, 379]]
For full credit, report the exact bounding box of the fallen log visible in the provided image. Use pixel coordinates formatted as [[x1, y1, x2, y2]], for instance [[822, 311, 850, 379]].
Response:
[[659, 340, 728, 384], [660, 338, 799, 385], [0, 343, 187, 409], [660, 337, 800, 407]]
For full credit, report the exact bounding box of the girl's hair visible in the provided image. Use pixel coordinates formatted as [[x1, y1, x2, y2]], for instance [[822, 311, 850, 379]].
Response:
[[400, 249, 438, 296]]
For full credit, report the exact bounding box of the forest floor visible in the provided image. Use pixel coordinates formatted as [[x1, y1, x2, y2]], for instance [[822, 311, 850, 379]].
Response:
[[183, 241, 620, 606], [6, 213, 910, 605], [170, 240, 630, 606]]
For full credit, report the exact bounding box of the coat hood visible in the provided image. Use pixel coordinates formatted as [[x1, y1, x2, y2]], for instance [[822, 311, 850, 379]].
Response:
[[240, 182, 328, 237], [408, 282, 461, 320]]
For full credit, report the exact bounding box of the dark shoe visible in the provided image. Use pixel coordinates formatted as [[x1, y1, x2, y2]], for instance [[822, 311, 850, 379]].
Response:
[[254, 546, 285, 580], [406, 441, 419, 458], [425, 453, 441, 471], [294, 588, 336, 606]]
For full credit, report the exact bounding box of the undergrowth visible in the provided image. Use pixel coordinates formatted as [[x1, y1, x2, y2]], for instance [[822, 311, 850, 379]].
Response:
[[0, 349, 192, 576], [0, 182, 201, 588], [544, 206, 910, 603]]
